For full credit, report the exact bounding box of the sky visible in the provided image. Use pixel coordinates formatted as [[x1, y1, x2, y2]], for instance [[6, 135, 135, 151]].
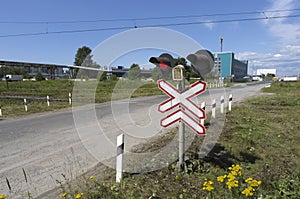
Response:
[[0, 0, 300, 76]]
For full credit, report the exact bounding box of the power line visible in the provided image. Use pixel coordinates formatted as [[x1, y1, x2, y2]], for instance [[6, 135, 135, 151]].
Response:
[[0, 8, 300, 24], [0, 14, 300, 38], [0, 26, 132, 38]]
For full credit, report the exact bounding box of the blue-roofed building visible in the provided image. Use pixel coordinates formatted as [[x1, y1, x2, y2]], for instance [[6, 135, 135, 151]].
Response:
[[213, 52, 248, 81]]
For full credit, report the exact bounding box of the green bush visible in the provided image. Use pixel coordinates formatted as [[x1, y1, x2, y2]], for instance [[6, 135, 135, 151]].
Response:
[[35, 72, 44, 81]]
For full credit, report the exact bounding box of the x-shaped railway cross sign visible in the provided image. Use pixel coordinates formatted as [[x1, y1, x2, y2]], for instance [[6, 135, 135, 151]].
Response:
[[158, 80, 206, 135]]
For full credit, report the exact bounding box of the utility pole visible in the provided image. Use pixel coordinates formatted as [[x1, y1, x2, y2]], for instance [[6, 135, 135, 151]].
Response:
[[220, 36, 223, 52]]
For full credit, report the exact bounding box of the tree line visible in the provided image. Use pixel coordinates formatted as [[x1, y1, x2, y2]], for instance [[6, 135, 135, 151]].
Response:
[[74, 46, 205, 81]]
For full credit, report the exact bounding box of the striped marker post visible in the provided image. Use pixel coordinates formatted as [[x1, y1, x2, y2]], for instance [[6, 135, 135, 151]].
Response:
[[24, 98, 28, 112], [229, 94, 233, 111], [116, 134, 124, 183], [0, 104, 2, 117], [200, 102, 205, 126], [212, 99, 216, 118], [47, 95, 50, 107], [69, 92, 72, 105], [220, 95, 224, 114]]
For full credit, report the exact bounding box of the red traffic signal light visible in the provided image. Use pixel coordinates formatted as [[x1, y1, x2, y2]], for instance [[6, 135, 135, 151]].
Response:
[[149, 53, 175, 70], [159, 62, 168, 70]]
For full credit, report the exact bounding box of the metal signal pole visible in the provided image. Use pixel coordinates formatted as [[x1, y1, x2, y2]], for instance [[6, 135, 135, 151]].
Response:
[[177, 79, 185, 171], [173, 65, 186, 171]]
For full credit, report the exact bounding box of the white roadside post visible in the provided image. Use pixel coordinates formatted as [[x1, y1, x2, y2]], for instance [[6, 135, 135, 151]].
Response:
[[116, 134, 124, 183], [24, 98, 28, 112], [212, 99, 216, 118], [200, 102, 205, 126], [220, 95, 224, 114], [68, 92, 72, 105], [0, 104, 2, 117], [47, 95, 50, 107], [229, 94, 233, 111]]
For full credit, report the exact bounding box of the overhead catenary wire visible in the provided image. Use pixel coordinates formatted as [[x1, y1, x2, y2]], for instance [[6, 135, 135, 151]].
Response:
[[0, 13, 300, 38], [0, 8, 299, 24]]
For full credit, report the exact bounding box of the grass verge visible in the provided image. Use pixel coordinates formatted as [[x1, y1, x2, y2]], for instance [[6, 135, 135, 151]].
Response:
[[0, 79, 162, 118]]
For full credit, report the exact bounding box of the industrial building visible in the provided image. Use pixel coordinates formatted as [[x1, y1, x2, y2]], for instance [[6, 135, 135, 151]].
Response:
[[214, 52, 248, 81], [0, 60, 66, 79], [256, 69, 277, 76], [0, 60, 152, 79]]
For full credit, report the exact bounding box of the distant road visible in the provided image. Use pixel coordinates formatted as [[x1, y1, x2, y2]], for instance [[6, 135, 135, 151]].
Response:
[[0, 82, 268, 198]]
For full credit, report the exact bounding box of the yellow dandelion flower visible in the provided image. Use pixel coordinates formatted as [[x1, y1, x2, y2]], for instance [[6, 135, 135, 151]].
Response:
[[257, 180, 262, 185], [0, 194, 6, 199], [230, 170, 238, 176], [202, 180, 214, 192], [76, 193, 84, 199], [226, 179, 239, 189], [242, 186, 255, 197], [89, 175, 96, 181], [250, 180, 262, 187], [234, 164, 241, 171], [203, 185, 214, 191], [245, 178, 261, 187], [203, 181, 213, 186], [227, 173, 236, 181], [175, 175, 179, 180], [59, 192, 67, 198], [217, 175, 227, 183], [245, 177, 253, 183], [229, 164, 242, 176]]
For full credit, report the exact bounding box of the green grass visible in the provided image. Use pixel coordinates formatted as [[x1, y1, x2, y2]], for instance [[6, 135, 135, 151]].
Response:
[[45, 81, 300, 199], [0, 79, 73, 99], [0, 79, 162, 118], [0, 98, 70, 118]]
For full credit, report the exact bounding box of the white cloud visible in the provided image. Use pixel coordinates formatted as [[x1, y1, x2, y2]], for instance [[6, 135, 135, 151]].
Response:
[[280, 45, 300, 55], [273, 53, 282, 57], [203, 21, 215, 30], [236, 46, 300, 76], [245, 0, 300, 75], [264, 0, 300, 44]]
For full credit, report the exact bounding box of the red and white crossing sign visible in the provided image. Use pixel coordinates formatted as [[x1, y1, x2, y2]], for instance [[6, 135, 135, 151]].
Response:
[[158, 80, 206, 135]]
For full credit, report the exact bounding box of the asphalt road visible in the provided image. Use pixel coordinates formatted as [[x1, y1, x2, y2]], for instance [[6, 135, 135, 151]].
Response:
[[0, 82, 268, 198]]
